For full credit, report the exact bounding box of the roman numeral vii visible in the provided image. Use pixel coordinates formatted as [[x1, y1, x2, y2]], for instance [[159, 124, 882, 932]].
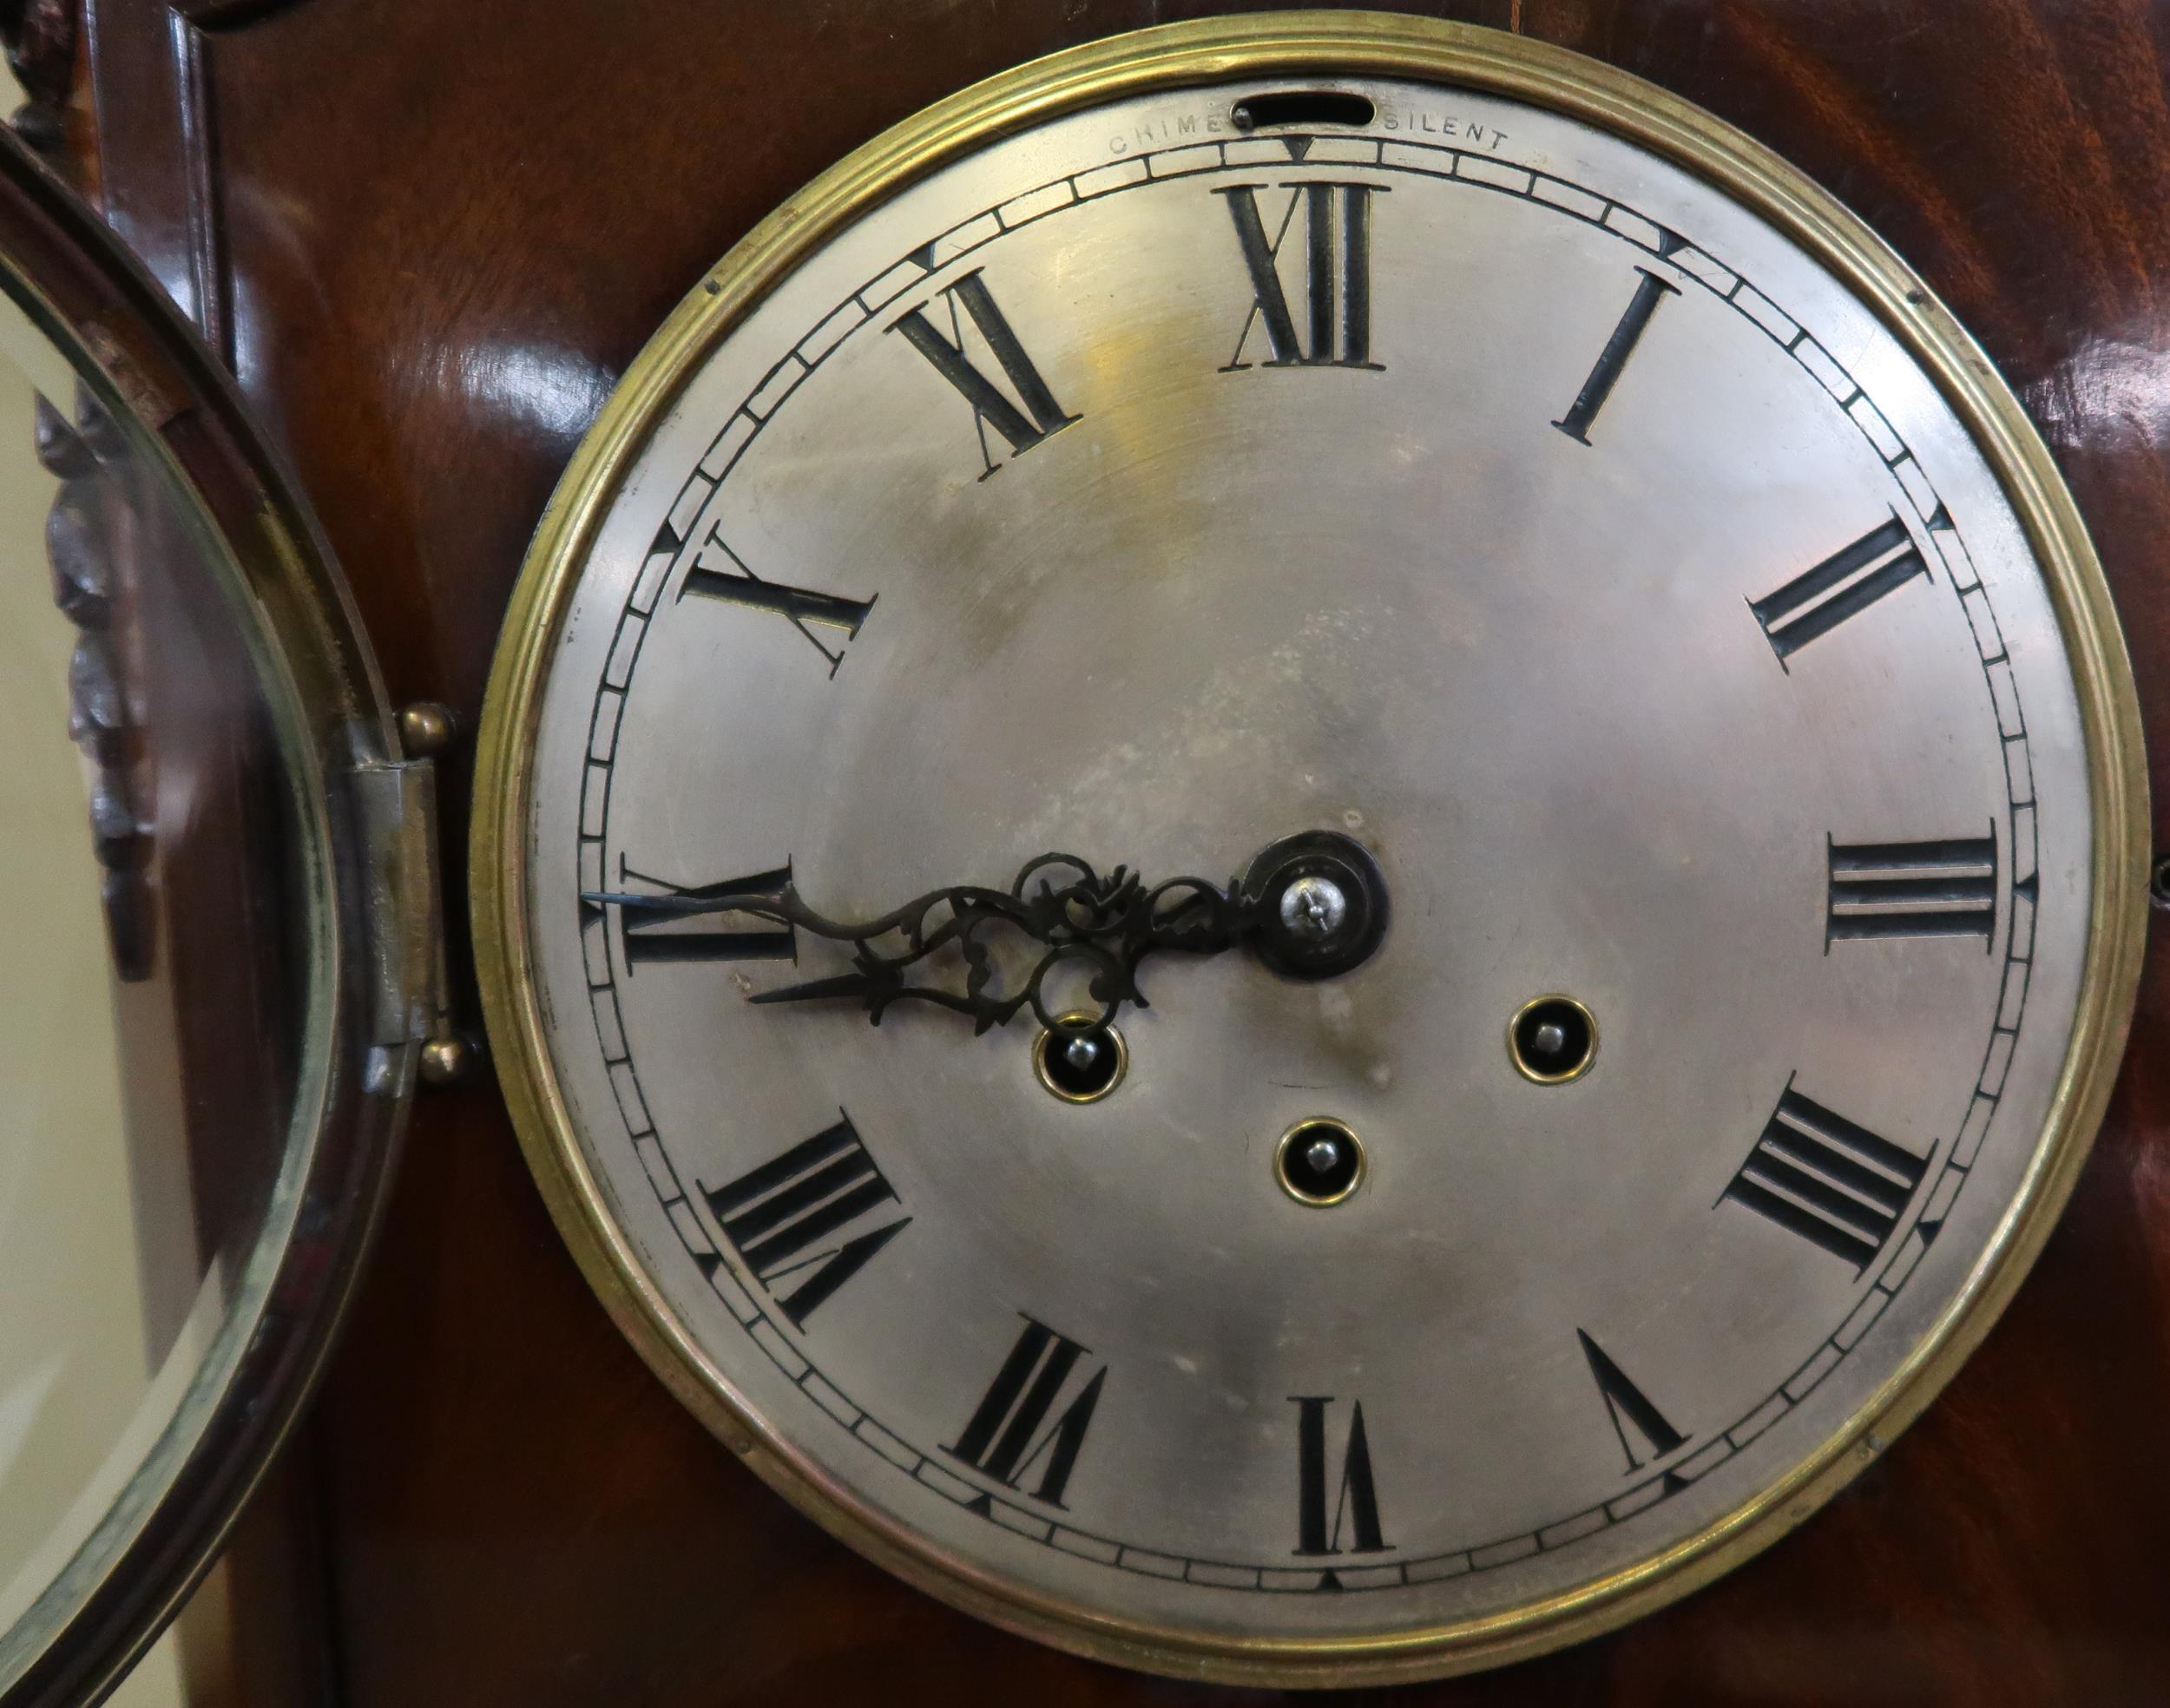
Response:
[[946, 1317, 1107, 1508], [1215, 181, 1385, 372]]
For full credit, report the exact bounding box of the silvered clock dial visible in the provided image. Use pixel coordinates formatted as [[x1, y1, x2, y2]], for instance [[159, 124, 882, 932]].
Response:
[[474, 15, 2145, 1685]]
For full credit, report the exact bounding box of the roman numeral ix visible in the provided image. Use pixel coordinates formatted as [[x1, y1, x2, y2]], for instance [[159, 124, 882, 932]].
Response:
[[1576, 1330, 1689, 1475], [1216, 181, 1385, 372], [947, 1317, 1107, 1509], [597, 862, 798, 968], [1827, 831, 1998, 949], [1289, 1396, 1390, 1558], [1552, 266, 1678, 444], [701, 1113, 909, 1328], [679, 527, 873, 676], [1750, 515, 1930, 662], [890, 270, 1078, 477], [1722, 1081, 1930, 1271]]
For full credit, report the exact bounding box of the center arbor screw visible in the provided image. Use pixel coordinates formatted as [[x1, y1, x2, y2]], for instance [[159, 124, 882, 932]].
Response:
[[1246, 831, 1389, 980]]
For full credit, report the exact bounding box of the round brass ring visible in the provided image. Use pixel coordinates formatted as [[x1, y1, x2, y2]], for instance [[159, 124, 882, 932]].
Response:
[[1031, 1013, 1128, 1104], [1508, 993, 1600, 1085], [1273, 1117, 1368, 1206]]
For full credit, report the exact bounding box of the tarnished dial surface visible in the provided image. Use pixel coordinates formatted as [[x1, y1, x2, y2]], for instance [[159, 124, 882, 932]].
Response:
[[510, 68, 2106, 1655]]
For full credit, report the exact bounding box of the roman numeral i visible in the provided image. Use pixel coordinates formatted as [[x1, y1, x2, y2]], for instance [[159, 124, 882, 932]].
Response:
[[701, 1113, 909, 1327], [890, 270, 1078, 477], [1723, 1081, 1930, 1271], [1215, 181, 1385, 372], [947, 1317, 1107, 1509]]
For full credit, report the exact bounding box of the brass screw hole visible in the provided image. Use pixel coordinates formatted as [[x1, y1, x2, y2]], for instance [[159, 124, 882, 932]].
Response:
[[1509, 994, 1598, 1084]]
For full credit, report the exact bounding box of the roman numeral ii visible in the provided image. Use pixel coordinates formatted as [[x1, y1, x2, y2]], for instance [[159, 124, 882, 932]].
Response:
[[1215, 181, 1385, 371], [1750, 516, 1929, 662]]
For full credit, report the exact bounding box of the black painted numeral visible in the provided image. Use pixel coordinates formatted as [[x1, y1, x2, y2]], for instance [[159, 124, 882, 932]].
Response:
[[889, 271, 1079, 476], [1828, 831, 1997, 948], [701, 1113, 908, 1327], [1575, 1330, 1688, 1474], [1215, 182, 1385, 372], [1750, 516, 1929, 662], [1722, 1081, 1929, 1271], [608, 863, 797, 967], [679, 527, 872, 677], [1552, 267, 1678, 443], [1289, 1396, 1390, 1557], [946, 1317, 1107, 1508]]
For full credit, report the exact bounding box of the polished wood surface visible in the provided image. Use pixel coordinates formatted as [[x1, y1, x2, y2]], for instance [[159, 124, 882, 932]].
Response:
[[68, 0, 2170, 1700]]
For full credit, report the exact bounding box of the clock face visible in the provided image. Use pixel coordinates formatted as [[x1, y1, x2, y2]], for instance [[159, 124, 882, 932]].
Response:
[[477, 21, 2143, 1684]]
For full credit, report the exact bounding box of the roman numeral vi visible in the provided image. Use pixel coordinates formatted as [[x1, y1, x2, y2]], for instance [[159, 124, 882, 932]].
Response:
[[1215, 181, 1385, 371], [1289, 1396, 1390, 1557], [947, 1317, 1107, 1508], [701, 1113, 908, 1327]]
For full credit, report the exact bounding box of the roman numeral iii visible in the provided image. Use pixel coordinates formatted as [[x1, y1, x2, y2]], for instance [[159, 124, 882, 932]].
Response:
[[1827, 831, 1998, 948], [1750, 515, 1930, 661], [1722, 1081, 1930, 1270], [946, 1317, 1107, 1508], [680, 527, 872, 676], [1576, 1330, 1688, 1474], [1215, 182, 1385, 371], [889, 270, 1078, 476], [1289, 1395, 1390, 1557], [701, 1113, 908, 1327]]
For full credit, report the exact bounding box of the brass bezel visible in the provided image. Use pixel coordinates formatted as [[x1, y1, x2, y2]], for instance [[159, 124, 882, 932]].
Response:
[[472, 14, 2149, 1688], [1032, 1014, 1129, 1105], [1509, 993, 1600, 1085]]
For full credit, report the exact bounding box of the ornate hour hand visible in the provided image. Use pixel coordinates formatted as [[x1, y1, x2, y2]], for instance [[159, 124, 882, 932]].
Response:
[[583, 831, 1388, 1038]]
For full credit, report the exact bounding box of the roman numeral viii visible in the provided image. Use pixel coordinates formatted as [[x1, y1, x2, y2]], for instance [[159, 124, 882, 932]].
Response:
[[1827, 831, 1997, 948], [595, 863, 797, 967], [889, 270, 1078, 476], [946, 1317, 1107, 1508], [1289, 1396, 1389, 1557], [680, 526, 872, 676], [701, 1113, 908, 1327], [1723, 1081, 1929, 1270], [1215, 181, 1385, 372], [1751, 516, 1929, 662]]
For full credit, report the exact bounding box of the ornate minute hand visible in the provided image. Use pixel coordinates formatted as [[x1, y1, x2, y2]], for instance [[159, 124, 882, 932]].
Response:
[[582, 831, 1388, 1038]]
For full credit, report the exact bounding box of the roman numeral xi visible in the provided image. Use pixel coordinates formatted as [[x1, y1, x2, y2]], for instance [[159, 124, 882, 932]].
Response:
[[700, 1113, 908, 1328], [1722, 1081, 1930, 1271], [890, 270, 1078, 477], [1216, 180, 1385, 371], [947, 1317, 1107, 1509]]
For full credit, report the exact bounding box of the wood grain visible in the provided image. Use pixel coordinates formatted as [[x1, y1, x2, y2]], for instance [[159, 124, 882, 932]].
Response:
[[69, 0, 2170, 1700]]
